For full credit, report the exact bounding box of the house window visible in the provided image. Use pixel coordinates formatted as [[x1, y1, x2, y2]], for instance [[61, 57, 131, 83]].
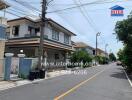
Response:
[[12, 25, 19, 37], [55, 54, 59, 60], [6, 27, 10, 39], [28, 26, 32, 35], [64, 34, 70, 44], [93, 50, 95, 55], [52, 29, 59, 41], [35, 28, 40, 34], [28, 26, 36, 36]]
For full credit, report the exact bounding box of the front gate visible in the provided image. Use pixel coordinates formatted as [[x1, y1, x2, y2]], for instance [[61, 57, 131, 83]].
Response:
[[3, 55, 34, 80], [10, 57, 19, 80]]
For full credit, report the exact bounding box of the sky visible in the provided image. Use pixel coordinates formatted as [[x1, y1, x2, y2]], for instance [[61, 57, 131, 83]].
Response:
[[1, 0, 132, 55]]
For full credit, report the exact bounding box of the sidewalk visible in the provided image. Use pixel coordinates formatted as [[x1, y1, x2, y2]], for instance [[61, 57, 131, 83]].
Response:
[[0, 70, 66, 91]]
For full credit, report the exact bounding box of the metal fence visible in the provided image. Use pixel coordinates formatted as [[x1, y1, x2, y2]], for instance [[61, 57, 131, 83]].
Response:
[[30, 58, 66, 71], [30, 58, 38, 70]]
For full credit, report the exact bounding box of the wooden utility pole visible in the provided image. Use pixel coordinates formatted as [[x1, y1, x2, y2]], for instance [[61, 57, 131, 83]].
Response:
[[38, 0, 47, 69]]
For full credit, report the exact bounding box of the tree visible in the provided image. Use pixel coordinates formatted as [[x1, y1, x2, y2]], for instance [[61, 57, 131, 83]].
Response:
[[95, 56, 109, 64], [109, 53, 116, 62], [70, 50, 92, 68], [122, 45, 132, 72], [115, 12, 132, 44], [115, 12, 132, 73], [117, 49, 124, 62]]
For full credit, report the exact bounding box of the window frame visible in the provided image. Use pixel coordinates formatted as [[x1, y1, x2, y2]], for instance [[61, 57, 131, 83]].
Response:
[[12, 25, 20, 37], [64, 34, 70, 44], [52, 28, 59, 41]]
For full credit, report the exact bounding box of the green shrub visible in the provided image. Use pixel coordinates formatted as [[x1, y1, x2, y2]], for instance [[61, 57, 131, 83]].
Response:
[[70, 50, 92, 68]]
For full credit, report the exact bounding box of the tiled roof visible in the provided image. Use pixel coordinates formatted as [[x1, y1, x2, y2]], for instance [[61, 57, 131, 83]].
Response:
[[7, 17, 76, 36], [74, 42, 95, 50]]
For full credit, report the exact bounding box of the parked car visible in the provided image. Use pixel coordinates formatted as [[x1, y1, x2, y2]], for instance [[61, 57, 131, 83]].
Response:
[[116, 61, 122, 66]]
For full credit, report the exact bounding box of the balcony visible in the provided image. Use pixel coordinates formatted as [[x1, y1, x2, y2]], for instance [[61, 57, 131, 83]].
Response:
[[24, 32, 48, 39]]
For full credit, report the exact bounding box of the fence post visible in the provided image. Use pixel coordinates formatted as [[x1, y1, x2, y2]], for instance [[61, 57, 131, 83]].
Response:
[[4, 53, 14, 81], [65, 52, 69, 69]]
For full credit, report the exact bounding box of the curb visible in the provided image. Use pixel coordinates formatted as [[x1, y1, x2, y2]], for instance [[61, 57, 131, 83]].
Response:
[[0, 72, 65, 92], [122, 67, 132, 87]]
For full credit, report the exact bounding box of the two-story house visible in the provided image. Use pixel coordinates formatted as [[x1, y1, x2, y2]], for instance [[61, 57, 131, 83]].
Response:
[[96, 48, 108, 57], [5, 17, 76, 65], [74, 42, 95, 56]]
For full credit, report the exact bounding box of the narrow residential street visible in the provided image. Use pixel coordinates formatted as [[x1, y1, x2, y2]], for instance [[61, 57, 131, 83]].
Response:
[[0, 63, 131, 100], [0, 0, 132, 100]]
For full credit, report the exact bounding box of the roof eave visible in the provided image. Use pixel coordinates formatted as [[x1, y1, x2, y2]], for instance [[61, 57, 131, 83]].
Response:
[[0, 0, 10, 10], [47, 18, 76, 36]]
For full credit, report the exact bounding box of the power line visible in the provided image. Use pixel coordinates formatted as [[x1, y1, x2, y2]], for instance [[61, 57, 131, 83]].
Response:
[[10, 0, 41, 13], [77, 0, 107, 46], [47, 0, 132, 13], [5, 0, 41, 17], [8, 8, 38, 18], [49, 3, 97, 41], [72, 0, 100, 33], [1, 10, 22, 17], [48, 0, 105, 13], [4, 0, 41, 19], [78, 0, 100, 30], [72, 0, 107, 47]]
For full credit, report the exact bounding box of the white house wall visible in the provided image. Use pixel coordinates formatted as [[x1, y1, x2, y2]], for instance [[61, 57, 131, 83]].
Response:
[[19, 24, 27, 37], [44, 24, 71, 45], [8, 21, 72, 46], [86, 48, 93, 55]]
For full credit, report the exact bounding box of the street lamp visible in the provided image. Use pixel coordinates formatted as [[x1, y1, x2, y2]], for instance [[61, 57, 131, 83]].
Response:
[[95, 32, 101, 65], [96, 32, 101, 56], [105, 44, 108, 57], [105, 44, 108, 64]]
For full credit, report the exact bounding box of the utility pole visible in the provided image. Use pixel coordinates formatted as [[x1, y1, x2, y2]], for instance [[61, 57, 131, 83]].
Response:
[[38, 0, 47, 69]]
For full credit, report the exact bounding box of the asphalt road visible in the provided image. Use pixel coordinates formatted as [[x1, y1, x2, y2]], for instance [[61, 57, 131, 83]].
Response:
[[0, 63, 132, 100]]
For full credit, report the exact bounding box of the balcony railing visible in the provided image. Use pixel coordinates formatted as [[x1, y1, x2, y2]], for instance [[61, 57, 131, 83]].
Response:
[[24, 32, 48, 39]]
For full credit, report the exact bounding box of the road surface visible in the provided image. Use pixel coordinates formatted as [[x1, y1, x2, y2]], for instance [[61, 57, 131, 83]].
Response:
[[0, 63, 131, 100]]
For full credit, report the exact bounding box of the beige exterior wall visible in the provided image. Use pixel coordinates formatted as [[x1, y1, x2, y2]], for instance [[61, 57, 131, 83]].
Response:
[[0, 40, 5, 77], [0, 40, 5, 59], [97, 51, 106, 57]]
